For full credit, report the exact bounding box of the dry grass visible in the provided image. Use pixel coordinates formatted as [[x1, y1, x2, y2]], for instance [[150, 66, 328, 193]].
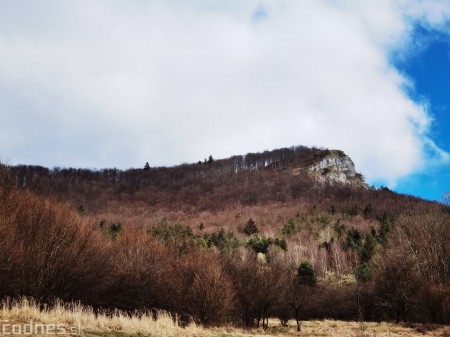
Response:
[[1, 298, 448, 337], [286, 319, 450, 337], [0, 298, 193, 337]]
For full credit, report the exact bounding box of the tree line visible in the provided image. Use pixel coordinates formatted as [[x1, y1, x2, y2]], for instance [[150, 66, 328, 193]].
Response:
[[7, 146, 427, 219]]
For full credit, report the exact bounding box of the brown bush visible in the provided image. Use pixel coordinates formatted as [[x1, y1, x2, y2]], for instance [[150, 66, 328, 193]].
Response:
[[98, 230, 171, 310], [0, 189, 109, 303], [175, 252, 236, 326], [396, 210, 450, 286], [225, 251, 285, 329]]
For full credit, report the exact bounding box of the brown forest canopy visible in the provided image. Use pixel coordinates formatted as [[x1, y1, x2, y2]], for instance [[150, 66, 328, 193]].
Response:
[[6, 145, 422, 213], [9, 145, 329, 190]]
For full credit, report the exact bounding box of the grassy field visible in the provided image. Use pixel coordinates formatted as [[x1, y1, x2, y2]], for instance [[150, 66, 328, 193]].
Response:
[[1, 298, 448, 337]]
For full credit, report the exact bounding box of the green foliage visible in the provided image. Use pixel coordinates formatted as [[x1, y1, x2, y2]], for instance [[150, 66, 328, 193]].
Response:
[[203, 229, 242, 250], [354, 233, 378, 281], [333, 220, 346, 239], [355, 262, 373, 281], [345, 227, 362, 250], [150, 221, 243, 252], [281, 215, 310, 236], [150, 219, 194, 242], [282, 218, 298, 235], [359, 233, 377, 263], [283, 212, 332, 237], [247, 235, 272, 254], [274, 237, 288, 251], [316, 214, 330, 227], [99, 220, 123, 239], [108, 222, 123, 239], [243, 218, 258, 236], [297, 261, 316, 286], [246, 231, 287, 253], [343, 205, 360, 216], [376, 213, 395, 244]]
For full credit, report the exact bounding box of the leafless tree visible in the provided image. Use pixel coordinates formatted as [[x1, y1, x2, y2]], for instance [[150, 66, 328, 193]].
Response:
[[396, 210, 450, 286], [372, 237, 421, 323], [443, 191, 450, 207], [226, 253, 284, 329], [283, 272, 316, 331]]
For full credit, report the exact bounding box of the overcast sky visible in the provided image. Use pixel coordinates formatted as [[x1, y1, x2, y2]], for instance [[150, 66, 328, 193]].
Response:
[[1, 1, 450, 200]]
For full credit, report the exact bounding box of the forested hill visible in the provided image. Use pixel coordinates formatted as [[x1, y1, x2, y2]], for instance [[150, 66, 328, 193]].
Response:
[[10, 145, 332, 191], [7, 145, 373, 210], [0, 146, 448, 325]]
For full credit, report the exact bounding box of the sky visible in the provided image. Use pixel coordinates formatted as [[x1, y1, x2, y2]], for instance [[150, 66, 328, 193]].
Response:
[[0, 1, 450, 201]]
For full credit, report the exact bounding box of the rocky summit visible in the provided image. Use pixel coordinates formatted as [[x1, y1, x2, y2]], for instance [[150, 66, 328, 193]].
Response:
[[305, 150, 367, 188]]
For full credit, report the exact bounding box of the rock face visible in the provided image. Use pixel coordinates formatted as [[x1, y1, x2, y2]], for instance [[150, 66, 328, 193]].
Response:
[[306, 150, 368, 188]]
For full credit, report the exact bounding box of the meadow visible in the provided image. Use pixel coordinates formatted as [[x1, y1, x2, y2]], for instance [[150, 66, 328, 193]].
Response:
[[2, 298, 449, 337]]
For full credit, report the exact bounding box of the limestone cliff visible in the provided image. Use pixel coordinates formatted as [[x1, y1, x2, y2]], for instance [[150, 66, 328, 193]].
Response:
[[299, 150, 367, 188]]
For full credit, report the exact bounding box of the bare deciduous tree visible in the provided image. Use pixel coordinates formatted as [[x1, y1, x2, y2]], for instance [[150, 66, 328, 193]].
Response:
[[372, 240, 421, 323]]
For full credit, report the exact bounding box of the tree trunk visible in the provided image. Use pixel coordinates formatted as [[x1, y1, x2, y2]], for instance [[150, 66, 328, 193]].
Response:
[[295, 311, 302, 332]]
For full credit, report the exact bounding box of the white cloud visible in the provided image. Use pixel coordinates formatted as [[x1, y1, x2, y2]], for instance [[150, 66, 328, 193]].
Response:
[[0, 0, 449, 185]]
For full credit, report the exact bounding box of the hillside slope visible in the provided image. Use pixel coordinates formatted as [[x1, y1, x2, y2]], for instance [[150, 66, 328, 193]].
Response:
[[9, 146, 366, 210], [1, 146, 448, 326]]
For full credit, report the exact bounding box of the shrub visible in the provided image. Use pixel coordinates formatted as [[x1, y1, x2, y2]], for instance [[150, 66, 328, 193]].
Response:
[[243, 218, 258, 236], [333, 220, 346, 238], [355, 262, 372, 281], [203, 229, 242, 250], [274, 237, 288, 251], [345, 227, 362, 250], [297, 261, 316, 286], [108, 222, 123, 239], [376, 213, 395, 244], [150, 220, 194, 242], [359, 233, 377, 263], [0, 190, 109, 302], [282, 217, 300, 235], [175, 253, 235, 325], [248, 235, 272, 254]]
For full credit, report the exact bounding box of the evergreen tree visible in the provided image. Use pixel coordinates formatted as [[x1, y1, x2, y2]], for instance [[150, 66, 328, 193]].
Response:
[[297, 261, 316, 286], [243, 218, 258, 236]]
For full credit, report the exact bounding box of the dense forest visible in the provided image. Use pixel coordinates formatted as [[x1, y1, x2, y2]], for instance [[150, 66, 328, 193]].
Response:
[[8, 146, 332, 210], [0, 146, 449, 329]]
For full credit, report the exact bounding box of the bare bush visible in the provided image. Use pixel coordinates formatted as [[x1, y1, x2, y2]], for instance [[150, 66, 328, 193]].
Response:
[[226, 252, 285, 329], [177, 252, 236, 325], [372, 241, 421, 323], [396, 210, 450, 286], [100, 231, 170, 310], [0, 189, 109, 302]]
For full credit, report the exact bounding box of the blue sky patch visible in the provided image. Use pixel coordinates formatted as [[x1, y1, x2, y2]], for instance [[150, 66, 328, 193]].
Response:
[[392, 26, 450, 201]]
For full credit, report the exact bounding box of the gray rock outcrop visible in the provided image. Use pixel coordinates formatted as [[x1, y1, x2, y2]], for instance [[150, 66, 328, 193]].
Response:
[[306, 150, 368, 188]]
